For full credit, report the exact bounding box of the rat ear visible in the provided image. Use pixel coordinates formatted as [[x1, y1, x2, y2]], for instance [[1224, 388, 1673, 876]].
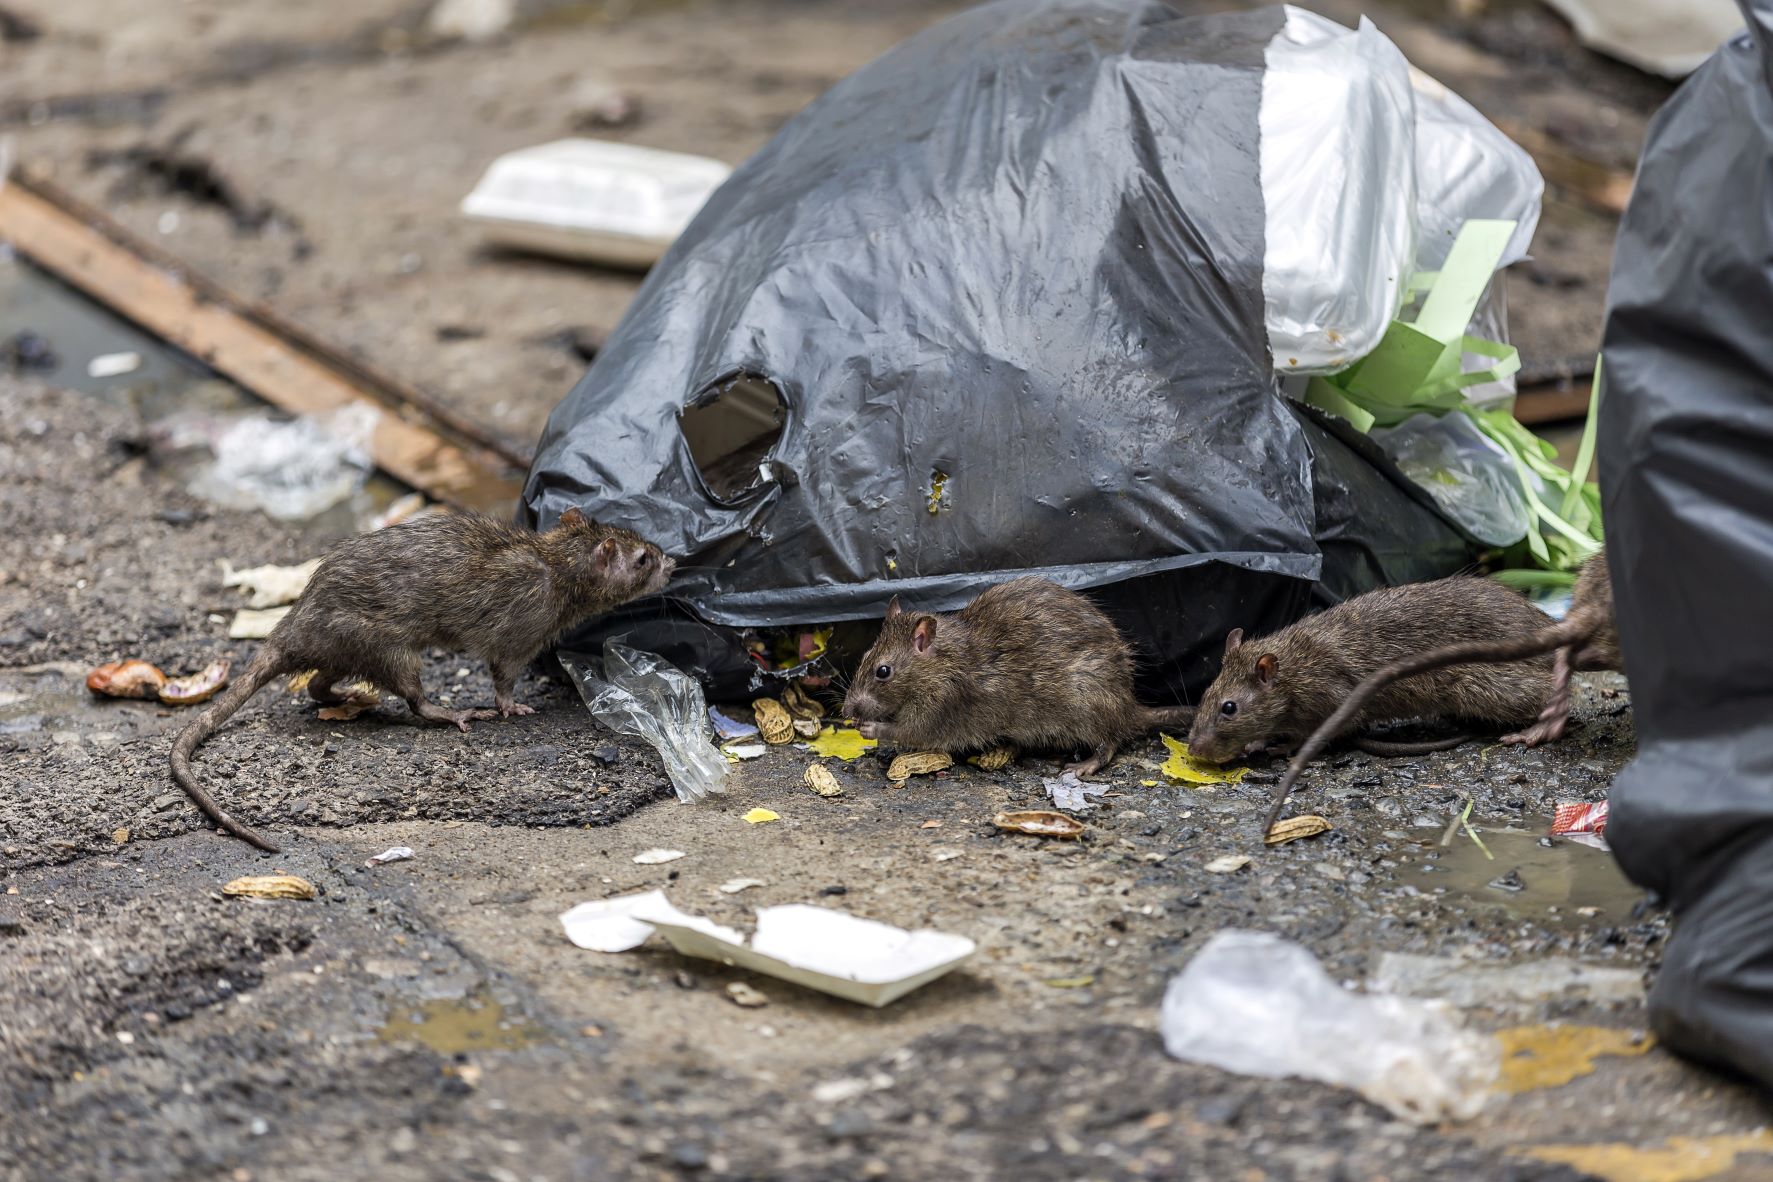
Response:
[[593, 537, 617, 568], [885, 595, 903, 620], [1255, 653, 1277, 686], [558, 507, 587, 529], [1223, 628, 1244, 656], [912, 616, 936, 654]]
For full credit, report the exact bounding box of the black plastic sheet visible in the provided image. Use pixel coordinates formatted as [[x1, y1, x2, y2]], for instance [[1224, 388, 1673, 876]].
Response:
[[523, 0, 1471, 697], [1601, 0, 1773, 1089]]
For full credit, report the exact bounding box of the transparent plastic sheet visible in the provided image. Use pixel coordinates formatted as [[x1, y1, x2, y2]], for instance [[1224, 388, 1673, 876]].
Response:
[[1161, 930, 1498, 1124], [1371, 411, 1532, 546], [188, 404, 377, 521], [558, 641, 728, 803]]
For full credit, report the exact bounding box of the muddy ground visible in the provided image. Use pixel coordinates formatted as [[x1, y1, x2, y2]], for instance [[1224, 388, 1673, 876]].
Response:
[[2, 0, 1768, 1179]]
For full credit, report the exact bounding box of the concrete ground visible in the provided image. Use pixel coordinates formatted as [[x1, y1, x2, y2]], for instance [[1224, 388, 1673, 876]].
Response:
[[3, 0, 1767, 1179]]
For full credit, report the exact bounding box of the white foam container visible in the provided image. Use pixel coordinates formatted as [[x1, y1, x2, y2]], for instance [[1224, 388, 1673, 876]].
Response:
[[460, 139, 732, 269]]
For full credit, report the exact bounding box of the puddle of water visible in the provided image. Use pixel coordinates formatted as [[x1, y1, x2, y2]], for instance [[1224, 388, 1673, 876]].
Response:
[[1396, 825, 1642, 924], [1521, 1131, 1773, 1182], [377, 994, 546, 1054], [1496, 1024, 1655, 1093]]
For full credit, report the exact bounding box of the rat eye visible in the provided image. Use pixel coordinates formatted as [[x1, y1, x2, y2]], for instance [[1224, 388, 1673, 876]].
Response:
[[1220, 700, 1238, 717], [636, 552, 650, 567], [874, 664, 892, 681]]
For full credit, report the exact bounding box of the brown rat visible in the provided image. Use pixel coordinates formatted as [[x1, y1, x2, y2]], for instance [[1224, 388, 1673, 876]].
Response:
[[1187, 574, 1557, 777], [840, 576, 1194, 775], [1266, 553, 1617, 833], [170, 508, 673, 851]]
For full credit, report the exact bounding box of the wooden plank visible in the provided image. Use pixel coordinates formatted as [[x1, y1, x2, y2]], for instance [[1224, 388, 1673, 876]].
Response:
[[0, 177, 523, 511], [1514, 379, 1594, 426], [1496, 120, 1634, 218]]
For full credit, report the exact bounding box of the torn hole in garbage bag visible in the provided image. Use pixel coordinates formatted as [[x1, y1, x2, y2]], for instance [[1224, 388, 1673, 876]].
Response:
[[679, 372, 788, 504]]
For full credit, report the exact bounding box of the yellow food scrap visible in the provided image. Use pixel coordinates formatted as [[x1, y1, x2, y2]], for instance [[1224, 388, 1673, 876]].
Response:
[[742, 808, 780, 825], [1159, 733, 1247, 786], [807, 726, 878, 761], [1496, 1024, 1654, 1093], [1521, 1131, 1773, 1182], [887, 751, 953, 783], [927, 470, 949, 514]]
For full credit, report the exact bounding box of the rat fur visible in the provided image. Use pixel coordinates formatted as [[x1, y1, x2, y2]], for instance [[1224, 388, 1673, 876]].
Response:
[[841, 576, 1194, 775], [170, 508, 672, 851]]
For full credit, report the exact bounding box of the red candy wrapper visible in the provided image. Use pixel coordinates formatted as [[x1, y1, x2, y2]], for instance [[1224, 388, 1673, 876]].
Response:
[[1551, 801, 1610, 836]]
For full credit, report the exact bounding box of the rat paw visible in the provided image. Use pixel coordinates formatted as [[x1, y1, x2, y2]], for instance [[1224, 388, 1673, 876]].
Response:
[[498, 702, 536, 718]]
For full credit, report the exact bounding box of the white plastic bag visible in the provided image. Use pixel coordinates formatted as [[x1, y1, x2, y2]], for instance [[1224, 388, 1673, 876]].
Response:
[[559, 641, 728, 803], [189, 404, 377, 521], [1161, 930, 1498, 1123]]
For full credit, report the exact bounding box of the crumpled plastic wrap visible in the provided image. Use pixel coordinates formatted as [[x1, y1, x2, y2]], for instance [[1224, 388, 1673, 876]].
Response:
[[189, 404, 377, 521], [559, 641, 727, 803], [1373, 411, 1534, 547], [1161, 930, 1498, 1123]]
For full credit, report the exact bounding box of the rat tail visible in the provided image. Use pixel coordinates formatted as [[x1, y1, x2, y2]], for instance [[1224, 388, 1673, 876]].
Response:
[[1262, 615, 1589, 838], [169, 648, 289, 852], [1139, 705, 1197, 734]]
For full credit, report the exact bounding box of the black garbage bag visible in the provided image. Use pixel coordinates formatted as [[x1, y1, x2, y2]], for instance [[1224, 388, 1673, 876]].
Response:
[[1600, 0, 1773, 1090], [522, 0, 1471, 698]]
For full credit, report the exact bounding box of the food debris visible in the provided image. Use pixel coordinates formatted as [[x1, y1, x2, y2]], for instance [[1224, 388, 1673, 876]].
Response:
[[365, 847, 415, 867], [316, 683, 381, 721], [87, 660, 167, 699], [1204, 854, 1252, 874], [743, 808, 780, 824], [1045, 976, 1095, 989], [919, 820, 941, 829], [992, 810, 1086, 839], [221, 558, 320, 608], [111, 827, 130, 844], [752, 697, 795, 744], [229, 606, 291, 639], [726, 981, 769, 1008], [792, 717, 822, 738], [221, 875, 317, 900], [158, 659, 230, 706], [1159, 734, 1248, 785], [719, 878, 765, 894], [806, 726, 878, 761], [803, 764, 844, 798], [632, 848, 686, 865], [887, 751, 953, 784], [1264, 815, 1334, 845], [969, 746, 1015, 771], [781, 681, 826, 720]]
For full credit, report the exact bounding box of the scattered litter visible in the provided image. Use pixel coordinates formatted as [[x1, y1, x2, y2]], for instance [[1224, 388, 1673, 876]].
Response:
[[221, 875, 317, 901], [1162, 931, 1498, 1124], [86, 660, 166, 700], [86, 351, 141, 378], [461, 139, 732, 269], [743, 808, 779, 825], [781, 681, 826, 721], [1159, 734, 1247, 786], [933, 849, 963, 862], [811, 1078, 872, 1104], [806, 726, 877, 761], [1551, 801, 1609, 837], [1140, 779, 1160, 787], [887, 751, 952, 784], [1264, 815, 1333, 846], [189, 405, 377, 521], [230, 607, 290, 639], [803, 764, 844, 798], [157, 660, 230, 706], [969, 746, 1015, 771], [111, 827, 129, 844], [722, 742, 767, 761], [1044, 771, 1110, 812], [317, 684, 380, 721], [726, 982, 769, 1008], [559, 891, 975, 1007], [719, 879, 766, 895], [368, 492, 430, 531], [425, 0, 513, 43], [1204, 855, 1252, 874], [709, 706, 759, 742], [365, 847, 415, 868], [632, 849, 686, 865], [792, 717, 821, 738], [1045, 976, 1095, 989], [560, 889, 679, 952], [569, 73, 641, 130], [751, 697, 796, 745], [992, 810, 1086, 840], [1371, 954, 1644, 1009], [221, 558, 319, 608], [560, 642, 728, 803], [1538, 0, 1742, 79]]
